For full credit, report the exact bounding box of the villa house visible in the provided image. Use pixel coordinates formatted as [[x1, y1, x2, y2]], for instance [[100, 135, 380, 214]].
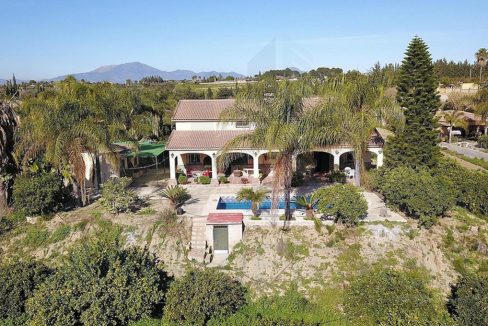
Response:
[[437, 110, 488, 139], [166, 99, 387, 185]]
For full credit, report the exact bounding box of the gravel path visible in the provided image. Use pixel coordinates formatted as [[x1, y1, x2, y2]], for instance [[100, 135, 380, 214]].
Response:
[[441, 142, 488, 161]]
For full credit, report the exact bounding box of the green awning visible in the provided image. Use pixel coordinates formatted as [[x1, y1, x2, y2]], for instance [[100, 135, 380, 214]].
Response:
[[114, 141, 166, 158]]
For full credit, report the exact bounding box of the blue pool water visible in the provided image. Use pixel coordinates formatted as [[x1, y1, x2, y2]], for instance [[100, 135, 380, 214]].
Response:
[[216, 196, 302, 210]]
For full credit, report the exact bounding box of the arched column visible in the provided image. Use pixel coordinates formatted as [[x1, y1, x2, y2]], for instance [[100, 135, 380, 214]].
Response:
[[333, 153, 340, 170], [169, 151, 177, 185], [253, 154, 259, 178], [367, 148, 384, 168], [211, 153, 218, 180]]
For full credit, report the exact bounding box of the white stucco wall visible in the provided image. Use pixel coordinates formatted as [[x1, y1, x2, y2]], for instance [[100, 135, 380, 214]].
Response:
[[206, 223, 243, 254], [175, 121, 253, 131]]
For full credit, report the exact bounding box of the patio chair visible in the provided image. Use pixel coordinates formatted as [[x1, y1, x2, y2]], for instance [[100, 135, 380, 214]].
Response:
[[347, 169, 355, 179]]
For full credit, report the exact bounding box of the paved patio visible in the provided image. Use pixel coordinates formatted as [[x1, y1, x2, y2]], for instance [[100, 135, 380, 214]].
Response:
[[179, 183, 406, 223]]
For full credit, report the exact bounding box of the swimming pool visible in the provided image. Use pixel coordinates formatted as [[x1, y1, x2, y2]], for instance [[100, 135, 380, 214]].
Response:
[[216, 196, 302, 210]]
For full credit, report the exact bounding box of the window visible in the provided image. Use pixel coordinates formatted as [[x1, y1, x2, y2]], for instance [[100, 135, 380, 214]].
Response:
[[188, 154, 200, 164], [236, 121, 249, 128]]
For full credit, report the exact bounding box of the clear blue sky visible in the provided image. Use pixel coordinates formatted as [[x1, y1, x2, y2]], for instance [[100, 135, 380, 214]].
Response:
[[2, 0, 487, 80]]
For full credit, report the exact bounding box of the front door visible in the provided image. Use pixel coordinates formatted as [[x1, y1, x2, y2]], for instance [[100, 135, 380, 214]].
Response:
[[213, 225, 229, 252]]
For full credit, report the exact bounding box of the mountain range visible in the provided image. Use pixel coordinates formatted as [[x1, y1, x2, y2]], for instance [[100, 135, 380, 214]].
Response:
[[48, 62, 244, 83]]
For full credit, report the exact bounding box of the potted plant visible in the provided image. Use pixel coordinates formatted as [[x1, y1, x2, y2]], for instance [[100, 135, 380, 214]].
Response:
[[295, 194, 319, 219], [236, 187, 269, 217]]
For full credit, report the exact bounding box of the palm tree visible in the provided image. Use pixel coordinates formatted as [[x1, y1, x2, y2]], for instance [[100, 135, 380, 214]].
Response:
[[0, 101, 18, 212], [476, 48, 488, 84], [235, 187, 269, 217], [295, 194, 319, 218], [220, 80, 341, 225], [160, 185, 190, 209], [441, 110, 467, 143], [318, 78, 402, 186], [16, 78, 118, 206], [473, 88, 488, 135]]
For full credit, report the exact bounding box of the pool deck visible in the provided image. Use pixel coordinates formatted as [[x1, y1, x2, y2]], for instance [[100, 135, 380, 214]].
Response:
[[180, 183, 406, 223]]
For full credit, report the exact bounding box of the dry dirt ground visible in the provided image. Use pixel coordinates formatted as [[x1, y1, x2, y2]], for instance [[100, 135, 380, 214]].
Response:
[[1, 197, 487, 298]]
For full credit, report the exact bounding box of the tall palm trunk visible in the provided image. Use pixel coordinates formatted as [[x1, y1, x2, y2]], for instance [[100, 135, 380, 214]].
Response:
[[0, 183, 7, 215], [282, 154, 293, 227], [353, 151, 361, 187], [448, 124, 453, 143]]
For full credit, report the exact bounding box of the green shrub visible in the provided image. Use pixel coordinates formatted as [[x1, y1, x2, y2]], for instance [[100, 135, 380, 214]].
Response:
[[22, 226, 49, 248], [372, 166, 456, 224], [478, 134, 488, 149], [48, 224, 71, 243], [160, 185, 190, 208], [177, 174, 188, 184], [344, 268, 453, 325], [164, 269, 247, 325], [433, 160, 488, 216], [209, 285, 343, 325], [13, 172, 64, 216], [0, 211, 24, 236], [99, 177, 139, 213], [314, 184, 368, 225], [291, 171, 304, 187], [197, 175, 211, 184], [329, 170, 346, 184], [26, 239, 169, 325], [313, 218, 322, 233], [449, 274, 488, 325], [218, 176, 229, 184], [0, 261, 51, 323]]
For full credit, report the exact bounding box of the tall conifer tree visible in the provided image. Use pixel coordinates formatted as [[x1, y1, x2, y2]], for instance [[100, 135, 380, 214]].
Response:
[[384, 36, 440, 168]]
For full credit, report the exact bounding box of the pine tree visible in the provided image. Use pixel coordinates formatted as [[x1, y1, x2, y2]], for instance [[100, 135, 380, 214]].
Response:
[[384, 36, 440, 169]]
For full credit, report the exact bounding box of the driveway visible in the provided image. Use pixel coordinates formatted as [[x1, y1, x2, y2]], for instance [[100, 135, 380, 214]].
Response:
[[441, 142, 488, 161]]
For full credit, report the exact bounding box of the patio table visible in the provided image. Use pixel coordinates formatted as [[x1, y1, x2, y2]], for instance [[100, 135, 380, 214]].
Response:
[[191, 170, 203, 178]]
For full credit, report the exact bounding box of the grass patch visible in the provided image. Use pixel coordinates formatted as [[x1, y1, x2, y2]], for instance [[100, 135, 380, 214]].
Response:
[[137, 208, 157, 216], [334, 243, 366, 281], [49, 224, 72, 243], [313, 219, 322, 233], [325, 224, 335, 235], [22, 225, 49, 248], [442, 148, 488, 170], [74, 220, 89, 232], [277, 239, 309, 261], [227, 242, 245, 264]]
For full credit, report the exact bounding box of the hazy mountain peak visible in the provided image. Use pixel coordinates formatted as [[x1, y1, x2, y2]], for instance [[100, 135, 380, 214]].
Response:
[[49, 62, 244, 83]]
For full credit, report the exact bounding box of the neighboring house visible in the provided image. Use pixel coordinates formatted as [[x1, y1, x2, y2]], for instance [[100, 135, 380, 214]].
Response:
[[436, 110, 487, 139], [166, 99, 386, 185], [82, 141, 166, 190]]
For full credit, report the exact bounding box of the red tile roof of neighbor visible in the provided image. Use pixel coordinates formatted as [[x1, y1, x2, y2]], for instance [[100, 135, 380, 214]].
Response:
[[436, 110, 486, 124], [173, 99, 236, 121], [172, 98, 323, 121], [166, 130, 250, 150], [207, 213, 244, 224]]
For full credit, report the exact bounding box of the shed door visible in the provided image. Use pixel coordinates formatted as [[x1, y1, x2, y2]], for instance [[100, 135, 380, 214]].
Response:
[[213, 225, 228, 251]]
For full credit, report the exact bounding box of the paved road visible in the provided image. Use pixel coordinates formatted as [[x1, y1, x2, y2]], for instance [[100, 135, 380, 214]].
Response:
[[441, 142, 488, 161]]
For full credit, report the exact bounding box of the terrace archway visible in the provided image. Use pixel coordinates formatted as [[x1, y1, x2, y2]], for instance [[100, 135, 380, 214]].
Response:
[[296, 151, 334, 174], [339, 151, 355, 170], [218, 152, 257, 184], [169, 151, 217, 183]]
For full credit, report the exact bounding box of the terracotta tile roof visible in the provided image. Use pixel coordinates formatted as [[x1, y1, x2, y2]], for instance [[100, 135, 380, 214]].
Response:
[[172, 97, 323, 121], [207, 213, 243, 224], [166, 130, 250, 150], [436, 110, 486, 124], [172, 99, 235, 121]]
